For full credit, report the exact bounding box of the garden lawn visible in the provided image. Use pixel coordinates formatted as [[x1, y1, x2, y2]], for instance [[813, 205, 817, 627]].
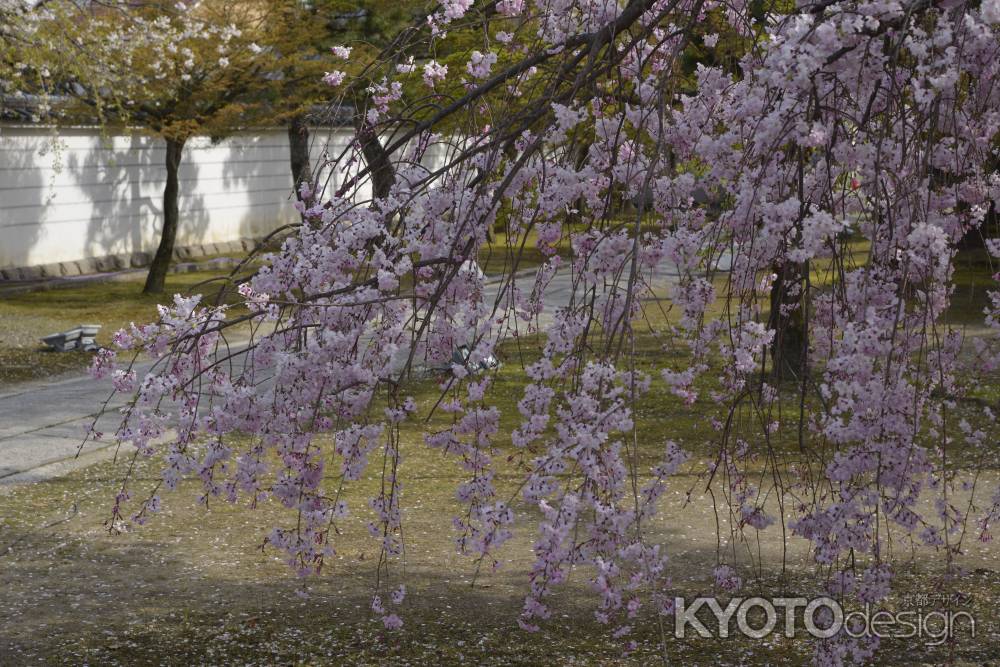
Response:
[[2, 430, 999, 665], [1, 336, 999, 665], [1, 233, 998, 664]]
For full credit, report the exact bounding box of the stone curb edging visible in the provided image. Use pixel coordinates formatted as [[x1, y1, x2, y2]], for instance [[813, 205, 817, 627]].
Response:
[[0, 441, 120, 494], [1, 250, 542, 296], [0, 238, 263, 283], [0, 257, 250, 296]]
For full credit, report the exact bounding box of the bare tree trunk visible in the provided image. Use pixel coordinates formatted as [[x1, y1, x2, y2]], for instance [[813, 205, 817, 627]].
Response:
[[288, 114, 313, 203], [769, 260, 807, 383], [355, 118, 395, 201], [144, 137, 186, 295]]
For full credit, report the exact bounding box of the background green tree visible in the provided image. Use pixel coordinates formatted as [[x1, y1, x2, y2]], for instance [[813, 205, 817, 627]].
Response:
[[6, 0, 319, 293]]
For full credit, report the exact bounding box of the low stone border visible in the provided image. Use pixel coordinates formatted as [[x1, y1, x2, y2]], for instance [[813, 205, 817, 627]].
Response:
[[0, 257, 252, 296], [0, 238, 262, 282]]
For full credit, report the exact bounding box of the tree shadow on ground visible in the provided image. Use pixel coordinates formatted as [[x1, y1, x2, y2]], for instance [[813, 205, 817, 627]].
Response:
[[2, 461, 999, 666]]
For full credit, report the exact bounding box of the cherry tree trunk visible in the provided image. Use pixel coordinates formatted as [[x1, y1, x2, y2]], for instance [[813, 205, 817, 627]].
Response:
[[355, 118, 395, 201], [143, 137, 186, 295], [288, 114, 312, 203], [769, 260, 808, 383]]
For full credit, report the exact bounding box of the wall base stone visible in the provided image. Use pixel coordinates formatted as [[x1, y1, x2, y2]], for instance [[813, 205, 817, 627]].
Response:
[[129, 251, 151, 268], [0, 238, 263, 284], [61, 262, 83, 277], [39, 263, 64, 278]]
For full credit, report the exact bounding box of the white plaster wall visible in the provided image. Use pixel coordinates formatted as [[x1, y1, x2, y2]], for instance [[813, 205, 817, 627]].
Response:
[[0, 126, 299, 268], [0, 125, 453, 270]]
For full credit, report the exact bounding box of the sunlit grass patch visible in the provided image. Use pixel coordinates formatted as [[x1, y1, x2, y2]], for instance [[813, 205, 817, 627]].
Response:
[[0, 269, 250, 387]]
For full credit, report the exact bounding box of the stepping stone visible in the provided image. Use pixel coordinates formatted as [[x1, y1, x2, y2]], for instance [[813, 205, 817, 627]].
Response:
[[40, 324, 101, 352]]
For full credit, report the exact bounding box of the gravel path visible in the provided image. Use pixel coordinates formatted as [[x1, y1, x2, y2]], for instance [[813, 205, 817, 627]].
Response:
[[0, 365, 152, 487]]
